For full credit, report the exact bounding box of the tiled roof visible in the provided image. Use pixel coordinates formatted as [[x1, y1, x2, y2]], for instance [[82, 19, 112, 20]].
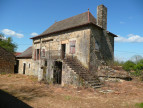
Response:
[[17, 46, 32, 58], [14, 52, 21, 56], [31, 11, 97, 39]]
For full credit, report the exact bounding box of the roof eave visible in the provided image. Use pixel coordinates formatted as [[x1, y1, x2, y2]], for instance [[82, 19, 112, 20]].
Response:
[[30, 22, 103, 39], [107, 31, 118, 37]]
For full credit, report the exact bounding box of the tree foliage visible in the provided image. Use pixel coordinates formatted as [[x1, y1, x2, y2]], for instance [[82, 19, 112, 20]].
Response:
[[122, 60, 135, 72], [0, 33, 17, 52]]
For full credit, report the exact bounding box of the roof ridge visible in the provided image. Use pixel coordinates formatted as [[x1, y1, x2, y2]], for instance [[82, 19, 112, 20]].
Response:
[[89, 12, 96, 24], [54, 11, 89, 24]]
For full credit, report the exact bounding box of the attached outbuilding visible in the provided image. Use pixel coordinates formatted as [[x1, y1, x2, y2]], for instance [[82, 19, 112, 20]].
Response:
[[16, 46, 33, 75]]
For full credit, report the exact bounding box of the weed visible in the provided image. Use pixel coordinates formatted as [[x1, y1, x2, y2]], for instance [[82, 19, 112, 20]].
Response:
[[135, 102, 143, 108], [0, 72, 6, 75], [8, 74, 11, 77], [65, 95, 71, 100]]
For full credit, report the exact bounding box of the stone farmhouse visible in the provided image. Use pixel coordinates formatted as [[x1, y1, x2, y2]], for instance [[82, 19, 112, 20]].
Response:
[[18, 5, 117, 88], [0, 46, 15, 74]]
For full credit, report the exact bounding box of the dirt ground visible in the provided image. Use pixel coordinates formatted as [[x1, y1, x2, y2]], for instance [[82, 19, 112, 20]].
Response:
[[0, 74, 143, 108]]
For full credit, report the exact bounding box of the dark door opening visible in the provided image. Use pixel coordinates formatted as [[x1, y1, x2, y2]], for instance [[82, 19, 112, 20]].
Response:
[[61, 44, 66, 59], [53, 61, 62, 84], [14, 60, 19, 73], [23, 63, 26, 74]]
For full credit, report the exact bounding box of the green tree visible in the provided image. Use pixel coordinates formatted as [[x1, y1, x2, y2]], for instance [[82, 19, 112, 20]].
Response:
[[122, 60, 135, 72], [0, 33, 17, 52], [134, 59, 143, 71]]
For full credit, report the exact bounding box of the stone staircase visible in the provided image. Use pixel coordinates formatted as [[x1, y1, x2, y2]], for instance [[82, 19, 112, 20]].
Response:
[[63, 57, 101, 89]]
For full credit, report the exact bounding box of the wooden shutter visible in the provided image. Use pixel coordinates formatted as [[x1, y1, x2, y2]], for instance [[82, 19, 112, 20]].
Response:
[[39, 49, 41, 60], [70, 41, 76, 54], [34, 49, 36, 60]]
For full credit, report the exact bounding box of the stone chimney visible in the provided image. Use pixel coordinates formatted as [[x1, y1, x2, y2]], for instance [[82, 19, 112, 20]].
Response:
[[97, 5, 107, 29]]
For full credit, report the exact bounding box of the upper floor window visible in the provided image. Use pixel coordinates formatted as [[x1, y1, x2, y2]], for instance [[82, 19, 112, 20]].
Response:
[[41, 49, 46, 57], [37, 49, 40, 60], [34, 49, 40, 60], [70, 40, 76, 54]]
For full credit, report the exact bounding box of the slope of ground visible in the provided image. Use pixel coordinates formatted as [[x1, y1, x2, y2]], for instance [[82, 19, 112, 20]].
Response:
[[0, 74, 143, 108]]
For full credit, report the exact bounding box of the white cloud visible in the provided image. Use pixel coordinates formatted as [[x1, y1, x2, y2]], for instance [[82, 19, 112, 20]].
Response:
[[115, 34, 143, 43], [30, 32, 38, 36], [0, 36, 7, 40], [1, 29, 24, 38]]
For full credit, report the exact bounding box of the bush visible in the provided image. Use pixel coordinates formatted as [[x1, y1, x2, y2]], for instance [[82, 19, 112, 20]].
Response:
[[131, 70, 142, 77], [135, 102, 143, 108], [122, 61, 135, 72], [134, 64, 143, 71]]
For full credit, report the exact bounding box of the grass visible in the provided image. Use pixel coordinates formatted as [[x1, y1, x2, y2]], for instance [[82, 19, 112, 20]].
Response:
[[65, 95, 71, 100], [135, 102, 143, 108]]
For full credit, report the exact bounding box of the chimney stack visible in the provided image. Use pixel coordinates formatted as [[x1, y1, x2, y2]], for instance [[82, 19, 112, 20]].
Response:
[[97, 5, 107, 29]]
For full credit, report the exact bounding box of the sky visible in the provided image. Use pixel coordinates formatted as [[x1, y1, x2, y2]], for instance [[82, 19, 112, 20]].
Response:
[[0, 0, 143, 61]]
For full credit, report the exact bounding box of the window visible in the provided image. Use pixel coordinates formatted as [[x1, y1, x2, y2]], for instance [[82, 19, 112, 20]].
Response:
[[70, 41, 76, 54], [41, 49, 46, 57], [34, 49, 40, 60], [37, 49, 40, 60], [29, 63, 30, 68], [45, 60, 47, 66], [95, 40, 100, 51]]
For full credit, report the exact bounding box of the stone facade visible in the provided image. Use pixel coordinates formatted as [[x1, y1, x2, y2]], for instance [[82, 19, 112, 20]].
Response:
[[29, 5, 117, 86], [0, 47, 15, 74], [32, 26, 91, 83], [89, 25, 114, 74], [18, 59, 34, 75]]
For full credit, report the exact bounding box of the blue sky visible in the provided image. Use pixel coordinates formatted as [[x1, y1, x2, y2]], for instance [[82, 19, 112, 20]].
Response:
[[0, 0, 143, 61]]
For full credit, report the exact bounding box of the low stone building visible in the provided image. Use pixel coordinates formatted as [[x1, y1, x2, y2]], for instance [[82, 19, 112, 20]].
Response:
[[16, 46, 34, 75], [29, 5, 117, 88], [0, 46, 15, 74]]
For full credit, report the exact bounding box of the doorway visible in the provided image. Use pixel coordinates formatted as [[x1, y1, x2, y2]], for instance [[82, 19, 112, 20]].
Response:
[[23, 63, 26, 74], [61, 44, 66, 59], [14, 60, 19, 73], [53, 61, 62, 84]]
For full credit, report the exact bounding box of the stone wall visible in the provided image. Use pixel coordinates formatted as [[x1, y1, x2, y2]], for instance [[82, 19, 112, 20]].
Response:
[[32, 26, 91, 81], [0, 47, 15, 74], [33, 26, 91, 68], [18, 59, 34, 75], [89, 25, 114, 74], [62, 62, 79, 86], [32, 25, 114, 84]]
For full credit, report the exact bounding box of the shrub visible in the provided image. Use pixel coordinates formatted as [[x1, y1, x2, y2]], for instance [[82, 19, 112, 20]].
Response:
[[134, 64, 143, 71], [122, 61, 135, 72], [131, 70, 142, 77], [135, 102, 143, 108]]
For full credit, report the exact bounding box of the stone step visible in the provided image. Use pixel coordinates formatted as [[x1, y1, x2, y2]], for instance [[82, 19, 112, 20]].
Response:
[[92, 85, 101, 89], [63, 59, 101, 89], [90, 83, 101, 86], [87, 80, 100, 83]]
